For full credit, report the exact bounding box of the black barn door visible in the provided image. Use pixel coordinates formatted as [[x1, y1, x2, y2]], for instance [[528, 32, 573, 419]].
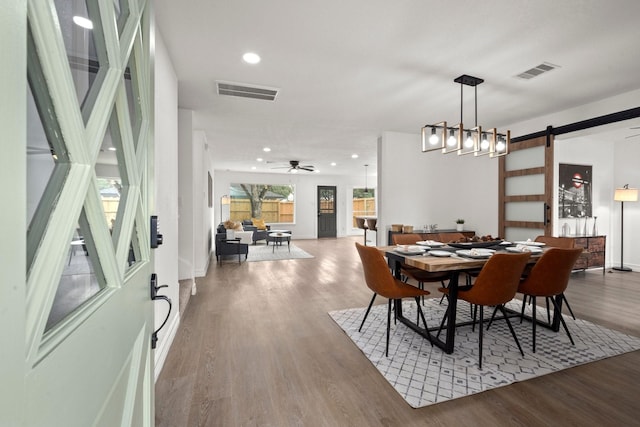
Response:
[[318, 186, 337, 238]]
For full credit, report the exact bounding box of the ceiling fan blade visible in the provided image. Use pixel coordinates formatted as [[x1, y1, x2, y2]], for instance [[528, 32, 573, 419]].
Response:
[[299, 166, 315, 171], [625, 133, 640, 139]]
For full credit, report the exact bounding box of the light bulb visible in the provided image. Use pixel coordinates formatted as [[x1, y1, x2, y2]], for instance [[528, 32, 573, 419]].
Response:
[[447, 132, 457, 147], [496, 138, 506, 151], [464, 132, 473, 148], [480, 137, 490, 150], [429, 131, 439, 145]]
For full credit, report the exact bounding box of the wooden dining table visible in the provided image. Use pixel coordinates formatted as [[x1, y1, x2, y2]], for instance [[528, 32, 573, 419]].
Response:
[[380, 245, 555, 354]]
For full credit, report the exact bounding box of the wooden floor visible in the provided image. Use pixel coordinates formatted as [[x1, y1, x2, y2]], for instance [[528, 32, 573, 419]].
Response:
[[155, 236, 640, 426]]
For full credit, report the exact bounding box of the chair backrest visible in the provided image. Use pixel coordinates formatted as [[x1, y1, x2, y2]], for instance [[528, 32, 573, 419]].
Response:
[[391, 233, 422, 245], [366, 218, 377, 231], [355, 217, 367, 229], [534, 235, 575, 248], [437, 232, 466, 243], [355, 242, 403, 299], [519, 248, 583, 296], [462, 253, 531, 306]]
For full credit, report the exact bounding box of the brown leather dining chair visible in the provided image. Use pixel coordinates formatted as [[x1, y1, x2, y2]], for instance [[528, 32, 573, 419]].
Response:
[[355, 242, 432, 357], [516, 247, 583, 353], [524, 235, 578, 320], [391, 234, 451, 304], [437, 252, 531, 369], [534, 235, 575, 248]]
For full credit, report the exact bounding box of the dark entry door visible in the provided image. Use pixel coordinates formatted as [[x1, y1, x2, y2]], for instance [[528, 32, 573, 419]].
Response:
[[318, 186, 337, 238]]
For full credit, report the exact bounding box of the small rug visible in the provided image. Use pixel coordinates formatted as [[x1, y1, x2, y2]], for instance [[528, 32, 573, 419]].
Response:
[[246, 243, 313, 262], [329, 298, 640, 408]]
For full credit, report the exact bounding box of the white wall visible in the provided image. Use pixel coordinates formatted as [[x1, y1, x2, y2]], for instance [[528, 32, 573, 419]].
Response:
[[213, 170, 371, 240], [177, 110, 194, 281], [152, 30, 180, 378], [613, 139, 640, 270], [378, 131, 499, 245], [192, 130, 211, 277], [554, 135, 615, 267]]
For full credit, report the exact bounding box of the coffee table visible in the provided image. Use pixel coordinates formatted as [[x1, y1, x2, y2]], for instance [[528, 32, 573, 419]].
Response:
[[269, 232, 291, 252]]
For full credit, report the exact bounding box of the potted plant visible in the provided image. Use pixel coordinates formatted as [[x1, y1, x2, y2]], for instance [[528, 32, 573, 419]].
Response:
[[455, 218, 465, 231]]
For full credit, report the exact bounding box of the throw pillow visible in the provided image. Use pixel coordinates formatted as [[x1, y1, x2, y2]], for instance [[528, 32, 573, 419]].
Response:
[[252, 218, 267, 230]]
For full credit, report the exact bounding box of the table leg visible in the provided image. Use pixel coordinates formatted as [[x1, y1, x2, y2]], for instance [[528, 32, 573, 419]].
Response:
[[550, 294, 563, 332], [443, 271, 459, 353]]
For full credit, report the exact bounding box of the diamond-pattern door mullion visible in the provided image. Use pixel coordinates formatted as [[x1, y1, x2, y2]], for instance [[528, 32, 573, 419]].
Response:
[[25, 164, 92, 361], [28, 2, 90, 166]]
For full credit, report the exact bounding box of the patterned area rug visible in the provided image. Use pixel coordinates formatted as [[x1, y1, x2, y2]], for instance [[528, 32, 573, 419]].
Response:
[[329, 298, 640, 408], [245, 243, 313, 262]]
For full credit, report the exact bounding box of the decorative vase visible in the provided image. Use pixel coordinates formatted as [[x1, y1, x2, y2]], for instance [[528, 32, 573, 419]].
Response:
[[592, 216, 598, 236], [456, 224, 464, 232], [583, 217, 588, 236]]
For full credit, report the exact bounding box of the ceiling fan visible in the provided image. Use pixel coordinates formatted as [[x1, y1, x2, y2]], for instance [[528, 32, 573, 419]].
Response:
[[271, 160, 316, 172]]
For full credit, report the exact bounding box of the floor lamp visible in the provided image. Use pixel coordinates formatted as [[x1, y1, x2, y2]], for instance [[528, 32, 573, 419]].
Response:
[[613, 184, 638, 272], [220, 195, 230, 224]]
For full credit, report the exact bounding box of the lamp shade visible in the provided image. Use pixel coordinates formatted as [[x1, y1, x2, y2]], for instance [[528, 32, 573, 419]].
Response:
[[614, 187, 638, 202], [221, 195, 231, 205]]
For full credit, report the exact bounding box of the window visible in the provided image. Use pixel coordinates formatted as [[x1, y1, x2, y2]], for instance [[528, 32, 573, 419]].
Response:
[[229, 183, 295, 224], [352, 188, 376, 227]]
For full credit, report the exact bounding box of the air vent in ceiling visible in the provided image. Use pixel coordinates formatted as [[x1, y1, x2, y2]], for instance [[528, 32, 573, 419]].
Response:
[[216, 81, 279, 101], [515, 62, 560, 80]]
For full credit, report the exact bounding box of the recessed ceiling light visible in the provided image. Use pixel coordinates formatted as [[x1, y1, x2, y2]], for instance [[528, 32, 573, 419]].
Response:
[[72, 16, 93, 29], [263, 147, 271, 152], [256, 158, 263, 162], [315, 170, 320, 173], [331, 162, 337, 166], [107, 147, 116, 151], [242, 52, 261, 64], [251, 166, 257, 170], [351, 154, 359, 159]]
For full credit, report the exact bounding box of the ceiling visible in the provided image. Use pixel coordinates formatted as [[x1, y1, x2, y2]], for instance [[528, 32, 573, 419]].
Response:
[[154, 0, 640, 175]]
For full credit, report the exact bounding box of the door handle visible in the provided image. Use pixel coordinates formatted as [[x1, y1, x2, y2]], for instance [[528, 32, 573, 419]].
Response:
[[543, 203, 551, 225], [150, 273, 172, 349]]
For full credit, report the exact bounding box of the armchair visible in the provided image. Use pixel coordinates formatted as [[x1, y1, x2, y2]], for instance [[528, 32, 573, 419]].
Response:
[[241, 220, 271, 244], [215, 232, 248, 264]]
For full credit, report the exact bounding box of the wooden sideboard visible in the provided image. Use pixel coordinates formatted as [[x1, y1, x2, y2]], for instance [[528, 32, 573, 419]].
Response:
[[568, 235, 606, 274], [387, 229, 475, 245]]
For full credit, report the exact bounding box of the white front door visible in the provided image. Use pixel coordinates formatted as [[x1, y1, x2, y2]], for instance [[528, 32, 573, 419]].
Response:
[[1, 0, 155, 425]]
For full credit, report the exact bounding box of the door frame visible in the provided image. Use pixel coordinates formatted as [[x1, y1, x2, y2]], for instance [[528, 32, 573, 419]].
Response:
[[317, 185, 337, 238]]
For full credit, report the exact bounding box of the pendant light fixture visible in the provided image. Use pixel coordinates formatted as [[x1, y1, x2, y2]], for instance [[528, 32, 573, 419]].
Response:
[[363, 164, 369, 194], [421, 75, 510, 158]]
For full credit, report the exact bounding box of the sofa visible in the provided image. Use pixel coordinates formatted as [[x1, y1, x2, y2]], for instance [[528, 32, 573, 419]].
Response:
[[241, 220, 271, 244]]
